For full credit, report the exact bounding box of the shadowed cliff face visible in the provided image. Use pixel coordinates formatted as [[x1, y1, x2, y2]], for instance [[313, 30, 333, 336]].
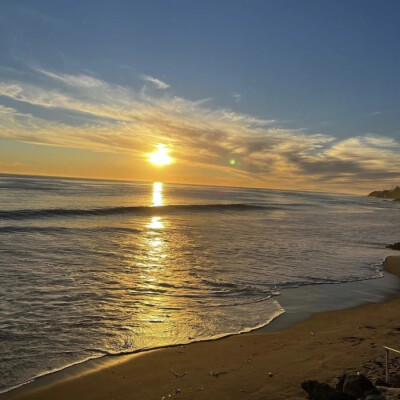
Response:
[[369, 186, 400, 200]]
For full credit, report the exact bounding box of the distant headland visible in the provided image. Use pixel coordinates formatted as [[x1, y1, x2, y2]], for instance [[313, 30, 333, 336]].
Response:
[[368, 186, 400, 201]]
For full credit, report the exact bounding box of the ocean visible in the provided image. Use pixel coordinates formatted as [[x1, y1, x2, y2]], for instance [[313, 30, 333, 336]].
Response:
[[1, 174, 399, 392]]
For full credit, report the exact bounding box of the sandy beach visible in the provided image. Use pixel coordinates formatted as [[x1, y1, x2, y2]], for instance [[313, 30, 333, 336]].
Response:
[[3, 256, 399, 400]]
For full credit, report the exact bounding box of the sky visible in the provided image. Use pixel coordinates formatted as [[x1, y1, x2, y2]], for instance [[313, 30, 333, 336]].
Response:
[[0, 0, 400, 194]]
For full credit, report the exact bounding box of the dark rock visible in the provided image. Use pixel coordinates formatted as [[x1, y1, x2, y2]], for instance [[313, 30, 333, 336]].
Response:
[[377, 386, 400, 400], [342, 374, 379, 398], [365, 393, 386, 400], [386, 242, 400, 251], [301, 380, 356, 400], [369, 186, 400, 200], [375, 378, 390, 387], [389, 374, 400, 388], [336, 374, 347, 392]]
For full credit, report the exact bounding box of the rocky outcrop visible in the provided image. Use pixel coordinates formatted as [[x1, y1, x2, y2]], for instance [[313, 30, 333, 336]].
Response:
[[386, 242, 400, 251], [339, 374, 381, 399], [302, 374, 384, 400], [368, 186, 400, 200], [376, 386, 400, 400], [301, 380, 356, 399]]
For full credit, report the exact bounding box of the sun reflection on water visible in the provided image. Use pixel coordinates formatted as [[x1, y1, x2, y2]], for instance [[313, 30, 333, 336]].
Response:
[[120, 180, 204, 342], [149, 237, 163, 250], [147, 216, 164, 230], [152, 182, 163, 206], [145, 183, 166, 264]]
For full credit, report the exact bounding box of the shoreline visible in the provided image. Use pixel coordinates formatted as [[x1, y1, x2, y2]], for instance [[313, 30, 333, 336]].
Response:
[[262, 263, 400, 332], [3, 256, 400, 400], [1, 261, 398, 396], [2, 265, 397, 397]]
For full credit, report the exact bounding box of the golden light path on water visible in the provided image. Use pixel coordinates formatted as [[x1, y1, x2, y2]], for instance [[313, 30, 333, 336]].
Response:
[[136, 182, 213, 343], [99, 181, 281, 350], [149, 182, 164, 233], [136, 182, 208, 344], [147, 182, 165, 253], [152, 181, 163, 206], [139, 181, 174, 339]]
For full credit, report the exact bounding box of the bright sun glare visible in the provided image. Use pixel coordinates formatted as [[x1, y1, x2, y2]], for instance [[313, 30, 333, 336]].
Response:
[[148, 144, 173, 166]]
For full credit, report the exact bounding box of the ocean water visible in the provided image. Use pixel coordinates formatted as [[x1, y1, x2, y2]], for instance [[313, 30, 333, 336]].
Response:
[[1, 174, 399, 392]]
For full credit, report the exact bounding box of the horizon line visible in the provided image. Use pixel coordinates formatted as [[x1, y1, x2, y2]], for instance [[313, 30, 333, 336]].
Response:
[[0, 171, 365, 197]]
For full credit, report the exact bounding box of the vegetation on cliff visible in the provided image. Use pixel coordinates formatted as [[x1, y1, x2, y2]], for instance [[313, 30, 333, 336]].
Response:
[[368, 186, 400, 200]]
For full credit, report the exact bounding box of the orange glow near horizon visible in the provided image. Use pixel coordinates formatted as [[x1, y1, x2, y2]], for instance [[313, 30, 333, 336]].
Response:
[[148, 144, 173, 166]]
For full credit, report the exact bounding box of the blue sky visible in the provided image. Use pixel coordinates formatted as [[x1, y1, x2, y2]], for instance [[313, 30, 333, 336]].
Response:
[[0, 0, 399, 193]]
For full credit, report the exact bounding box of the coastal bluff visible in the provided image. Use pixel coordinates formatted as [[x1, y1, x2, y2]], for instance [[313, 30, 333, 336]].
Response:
[[368, 186, 400, 201]]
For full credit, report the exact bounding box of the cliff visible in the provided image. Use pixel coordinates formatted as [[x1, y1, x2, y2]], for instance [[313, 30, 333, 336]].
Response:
[[368, 186, 400, 200]]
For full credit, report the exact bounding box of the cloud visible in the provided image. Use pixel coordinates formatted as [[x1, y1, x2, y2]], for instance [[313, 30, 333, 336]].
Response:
[[231, 92, 242, 103], [36, 68, 105, 88], [141, 74, 170, 89], [0, 67, 399, 192], [368, 110, 386, 116]]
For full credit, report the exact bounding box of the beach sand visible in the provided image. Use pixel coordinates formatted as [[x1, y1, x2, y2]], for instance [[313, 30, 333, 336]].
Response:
[[4, 256, 400, 400]]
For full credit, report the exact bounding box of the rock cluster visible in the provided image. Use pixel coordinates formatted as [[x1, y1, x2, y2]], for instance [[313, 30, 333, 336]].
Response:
[[301, 374, 385, 400]]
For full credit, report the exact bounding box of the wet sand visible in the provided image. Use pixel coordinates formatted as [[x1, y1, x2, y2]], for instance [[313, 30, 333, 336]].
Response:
[[4, 256, 400, 400]]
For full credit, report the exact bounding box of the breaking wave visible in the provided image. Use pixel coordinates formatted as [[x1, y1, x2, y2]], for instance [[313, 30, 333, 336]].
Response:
[[0, 203, 265, 220]]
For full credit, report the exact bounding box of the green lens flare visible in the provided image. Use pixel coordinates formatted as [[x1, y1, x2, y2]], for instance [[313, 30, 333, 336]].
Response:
[[230, 159, 236, 165]]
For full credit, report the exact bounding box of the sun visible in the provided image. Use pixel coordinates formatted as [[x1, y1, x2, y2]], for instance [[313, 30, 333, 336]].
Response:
[[148, 144, 173, 166]]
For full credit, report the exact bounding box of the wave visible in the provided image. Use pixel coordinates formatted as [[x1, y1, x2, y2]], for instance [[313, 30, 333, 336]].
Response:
[[0, 203, 265, 220], [0, 226, 141, 234]]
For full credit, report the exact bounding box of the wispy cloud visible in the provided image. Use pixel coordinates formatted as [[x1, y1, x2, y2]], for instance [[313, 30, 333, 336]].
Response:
[[141, 74, 170, 89], [368, 110, 386, 116], [0, 67, 399, 192], [231, 92, 242, 103], [36, 68, 105, 88]]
